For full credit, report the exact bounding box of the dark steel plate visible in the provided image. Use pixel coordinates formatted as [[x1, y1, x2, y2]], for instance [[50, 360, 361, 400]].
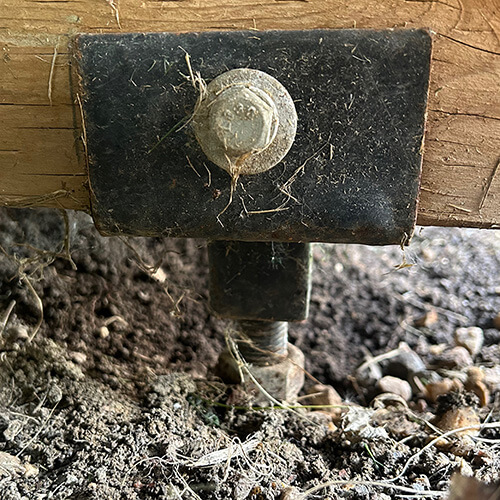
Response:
[[76, 29, 431, 245]]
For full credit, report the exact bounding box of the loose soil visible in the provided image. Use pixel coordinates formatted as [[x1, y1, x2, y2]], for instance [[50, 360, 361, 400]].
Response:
[[0, 208, 499, 499]]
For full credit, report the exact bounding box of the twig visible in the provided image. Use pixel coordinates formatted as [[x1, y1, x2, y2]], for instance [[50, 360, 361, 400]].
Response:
[[177, 49, 207, 133], [217, 160, 241, 224], [117, 236, 163, 274], [200, 397, 348, 413], [278, 142, 329, 209], [247, 207, 290, 215], [148, 116, 189, 154]]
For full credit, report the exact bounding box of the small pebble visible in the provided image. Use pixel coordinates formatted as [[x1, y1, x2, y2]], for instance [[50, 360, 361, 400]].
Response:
[[433, 346, 473, 369], [376, 376, 412, 401], [454, 327, 483, 357], [46, 383, 63, 405], [456, 458, 473, 477], [465, 367, 489, 407], [435, 407, 480, 440], [413, 398, 428, 412], [429, 344, 447, 356], [355, 360, 383, 387], [306, 383, 343, 418], [412, 475, 431, 491], [465, 366, 484, 383], [105, 315, 128, 331], [280, 487, 302, 500], [414, 309, 438, 328], [421, 247, 436, 262], [424, 378, 463, 403], [483, 365, 500, 391], [23, 462, 39, 478], [3, 420, 23, 442], [385, 348, 426, 381], [98, 326, 110, 339], [493, 313, 500, 330], [69, 351, 87, 365], [448, 475, 498, 500], [0, 451, 25, 477]]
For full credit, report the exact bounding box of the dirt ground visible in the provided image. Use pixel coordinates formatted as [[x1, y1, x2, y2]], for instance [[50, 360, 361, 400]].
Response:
[[0, 208, 499, 499]]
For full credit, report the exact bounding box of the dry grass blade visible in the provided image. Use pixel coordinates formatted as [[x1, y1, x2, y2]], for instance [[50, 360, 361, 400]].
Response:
[[15, 400, 59, 458], [23, 278, 43, 343], [186, 437, 260, 467], [224, 331, 283, 408], [388, 422, 500, 483], [393, 291, 469, 324], [0, 245, 44, 344], [356, 342, 414, 376], [0, 190, 75, 209], [47, 45, 58, 106], [298, 479, 446, 499], [298, 422, 500, 499], [0, 210, 77, 342], [0, 301, 16, 337]]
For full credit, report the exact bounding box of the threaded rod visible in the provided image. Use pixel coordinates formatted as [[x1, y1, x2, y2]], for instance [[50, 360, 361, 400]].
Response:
[[236, 320, 288, 365]]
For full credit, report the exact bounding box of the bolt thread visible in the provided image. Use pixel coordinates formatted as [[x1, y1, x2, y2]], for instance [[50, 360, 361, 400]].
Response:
[[236, 320, 288, 365]]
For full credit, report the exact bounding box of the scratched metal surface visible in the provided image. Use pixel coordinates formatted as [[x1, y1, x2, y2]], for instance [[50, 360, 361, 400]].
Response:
[[76, 29, 431, 244]]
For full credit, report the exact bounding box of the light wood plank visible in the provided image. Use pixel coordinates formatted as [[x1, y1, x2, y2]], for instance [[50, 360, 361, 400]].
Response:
[[0, 0, 498, 227]]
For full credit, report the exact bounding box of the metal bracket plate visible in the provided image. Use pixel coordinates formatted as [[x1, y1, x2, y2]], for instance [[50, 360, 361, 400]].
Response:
[[76, 29, 431, 245]]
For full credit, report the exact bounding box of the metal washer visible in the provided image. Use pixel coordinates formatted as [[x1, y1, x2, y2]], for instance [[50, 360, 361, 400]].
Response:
[[193, 68, 298, 176]]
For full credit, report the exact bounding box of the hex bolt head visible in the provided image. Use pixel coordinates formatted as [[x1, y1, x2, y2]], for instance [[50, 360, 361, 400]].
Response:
[[209, 86, 278, 157], [194, 68, 297, 176]]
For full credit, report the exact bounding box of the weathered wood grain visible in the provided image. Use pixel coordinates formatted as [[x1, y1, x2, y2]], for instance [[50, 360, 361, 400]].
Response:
[[0, 0, 499, 227]]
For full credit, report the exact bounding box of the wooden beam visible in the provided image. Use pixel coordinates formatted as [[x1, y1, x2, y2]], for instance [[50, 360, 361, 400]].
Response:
[[0, 0, 498, 228]]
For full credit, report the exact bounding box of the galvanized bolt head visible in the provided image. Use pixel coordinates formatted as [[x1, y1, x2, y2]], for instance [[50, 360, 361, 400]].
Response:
[[209, 85, 278, 157], [194, 68, 297, 176]]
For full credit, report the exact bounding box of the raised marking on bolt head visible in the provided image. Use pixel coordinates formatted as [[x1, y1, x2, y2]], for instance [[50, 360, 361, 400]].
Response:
[[209, 86, 278, 156]]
